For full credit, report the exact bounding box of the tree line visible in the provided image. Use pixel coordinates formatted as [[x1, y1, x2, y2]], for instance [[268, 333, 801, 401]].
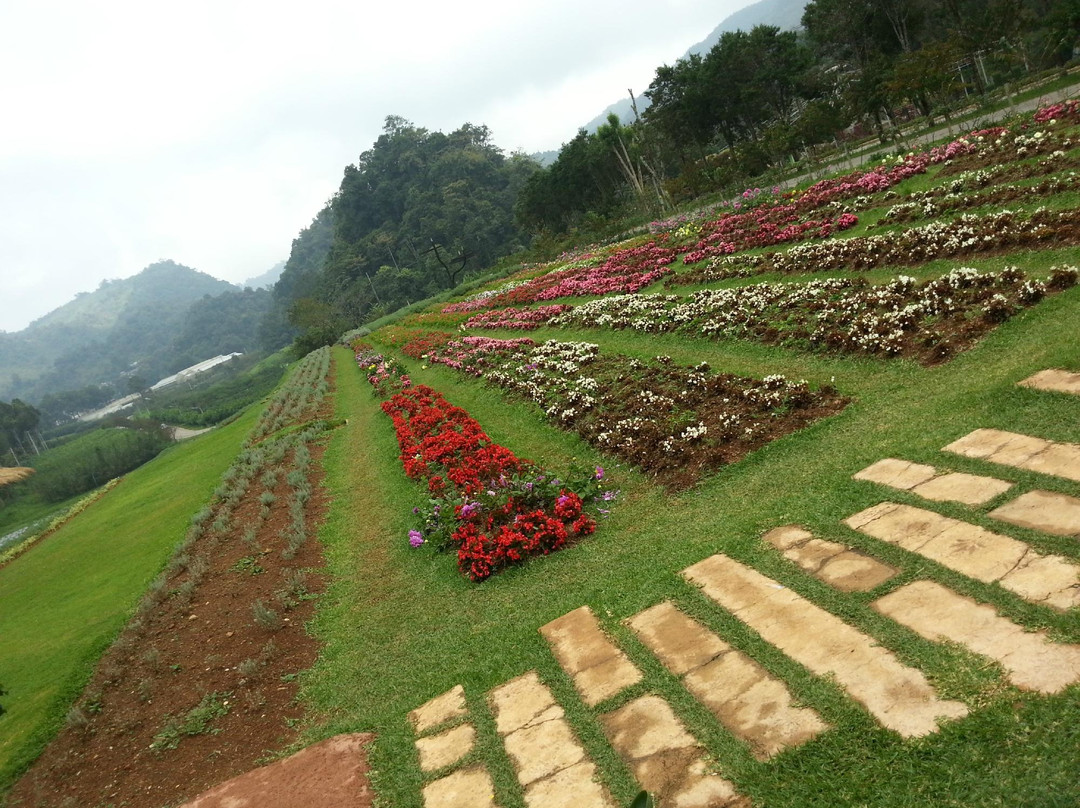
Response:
[[518, 0, 1080, 230]]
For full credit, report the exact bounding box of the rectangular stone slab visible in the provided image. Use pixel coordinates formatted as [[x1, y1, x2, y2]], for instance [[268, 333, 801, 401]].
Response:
[[628, 601, 826, 759], [873, 580, 1080, 693], [601, 695, 745, 808], [410, 684, 468, 736], [847, 502, 1080, 610], [489, 672, 616, 807], [990, 490, 1080, 537], [944, 429, 1080, 483], [1018, 368, 1080, 396], [682, 554, 968, 737], [540, 606, 642, 707], [764, 525, 897, 592]]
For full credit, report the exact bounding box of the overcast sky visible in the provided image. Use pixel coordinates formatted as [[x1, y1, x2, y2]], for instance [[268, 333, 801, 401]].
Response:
[[0, 0, 754, 333]]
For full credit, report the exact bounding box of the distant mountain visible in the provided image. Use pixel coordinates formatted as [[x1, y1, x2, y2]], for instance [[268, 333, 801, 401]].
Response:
[[242, 259, 286, 290], [580, 0, 809, 134], [0, 261, 238, 402]]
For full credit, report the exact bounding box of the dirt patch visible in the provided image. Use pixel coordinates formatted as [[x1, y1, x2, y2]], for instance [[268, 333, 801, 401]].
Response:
[[179, 733, 374, 808], [7, 393, 352, 806]]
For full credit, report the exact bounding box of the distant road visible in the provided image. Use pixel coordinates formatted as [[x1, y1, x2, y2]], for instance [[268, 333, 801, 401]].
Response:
[[169, 425, 213, 441]]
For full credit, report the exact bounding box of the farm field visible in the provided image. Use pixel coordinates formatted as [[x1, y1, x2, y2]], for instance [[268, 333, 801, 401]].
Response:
[[3, 102, 1080, 808]]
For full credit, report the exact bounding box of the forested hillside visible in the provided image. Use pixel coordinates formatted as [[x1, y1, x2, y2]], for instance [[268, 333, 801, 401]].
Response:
[[270, 118, 538, 351], [0, 261, 275, 411]]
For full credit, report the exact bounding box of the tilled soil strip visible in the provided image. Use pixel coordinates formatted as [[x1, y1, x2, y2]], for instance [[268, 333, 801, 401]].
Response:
[[682, 554, 968, 737], [845, 502, 1080, 611]]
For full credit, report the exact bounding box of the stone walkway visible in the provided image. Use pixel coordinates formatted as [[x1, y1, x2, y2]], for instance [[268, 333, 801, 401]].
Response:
[[1019, 368, 1080, 396], [409, 408, 1079, 807]]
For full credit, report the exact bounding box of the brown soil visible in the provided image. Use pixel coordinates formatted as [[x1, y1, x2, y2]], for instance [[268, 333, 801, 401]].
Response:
[[7, 394, 355, 807], [178, 733, 374, 808]]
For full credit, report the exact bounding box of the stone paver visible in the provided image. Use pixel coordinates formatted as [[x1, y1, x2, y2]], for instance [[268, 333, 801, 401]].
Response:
[[846, 502, 1080, 611], [990, 490, 1080, 537], [416, 723, 475, 773], [1019, 368, 1080, 396], [411, 684, 468, 735], [912, 472, 1014, 505], [854, 458, 937, 489], [601, 695, 746, 808], [540, 606, 642, 707], [628, 601, 826, 759], [683, 554, 968, 736], [489, 672, 616, 807], [488, 670, 564, 735], [944, 429, 1080, 483], [855, 458, 1013, 505], [874, 580, 1080, 693], [762, 525, 898, 592], [422, 766, 499, 808]]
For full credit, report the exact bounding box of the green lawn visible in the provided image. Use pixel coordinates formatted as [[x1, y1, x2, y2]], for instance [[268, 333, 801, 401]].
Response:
[[305, 269, 1080, 807], [0, 406, 258, 793]]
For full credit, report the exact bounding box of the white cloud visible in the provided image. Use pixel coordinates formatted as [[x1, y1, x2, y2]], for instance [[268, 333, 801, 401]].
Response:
[[0, 0, 749, 333]]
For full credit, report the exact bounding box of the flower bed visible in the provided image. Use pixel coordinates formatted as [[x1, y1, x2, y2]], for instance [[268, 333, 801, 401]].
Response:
[[673, 207, 1080, 284], [547, 266, 1078, 363], [462, 304, 573, 331], [407, 336, 848, 490], [355, 346, 607, 581]]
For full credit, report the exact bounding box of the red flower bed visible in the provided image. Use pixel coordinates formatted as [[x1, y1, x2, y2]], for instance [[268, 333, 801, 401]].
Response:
[[380, 384, 597, 581]]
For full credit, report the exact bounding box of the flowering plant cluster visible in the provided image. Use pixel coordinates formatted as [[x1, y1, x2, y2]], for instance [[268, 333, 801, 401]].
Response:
[[405, 335, 846, 489], [677, 206, 1080, 283], [1033, 99, 1080, 123], [354, 345, 411, 397], [544, 266, 1077, 364], [462, 304, 573, 331], [875, 167, 1080, 227], [379, 384, 603, 581]]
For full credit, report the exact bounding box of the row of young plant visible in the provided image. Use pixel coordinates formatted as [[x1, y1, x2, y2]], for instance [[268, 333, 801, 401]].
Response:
[[248, 347, 332, 443], [399, 333, 847, 490], [675, 206, 1080, 283], [465, 265, 1078, 364], [354, 346, 611, 582], [59, 348, 334, 744], [874, 168, 1080, 227]]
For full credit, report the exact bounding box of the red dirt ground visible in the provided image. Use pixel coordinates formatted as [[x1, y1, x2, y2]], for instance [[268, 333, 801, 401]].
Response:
[[7, 389, 370, 808]]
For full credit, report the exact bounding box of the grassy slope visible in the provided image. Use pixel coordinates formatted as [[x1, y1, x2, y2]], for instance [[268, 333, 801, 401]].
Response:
[[0, 404, 259, 794], [310, 264, 1080, 807]]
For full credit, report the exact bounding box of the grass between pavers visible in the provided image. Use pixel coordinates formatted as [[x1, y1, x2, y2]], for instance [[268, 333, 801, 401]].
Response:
[[0, 403, 260, 796], [308, 276, 1080, 808]]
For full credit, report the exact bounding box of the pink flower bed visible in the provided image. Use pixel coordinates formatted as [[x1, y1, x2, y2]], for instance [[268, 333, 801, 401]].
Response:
[[463, 304, 573, 330]]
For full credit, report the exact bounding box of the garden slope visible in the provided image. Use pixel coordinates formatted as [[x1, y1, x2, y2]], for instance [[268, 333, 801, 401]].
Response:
[[0, 407, 257, 796]]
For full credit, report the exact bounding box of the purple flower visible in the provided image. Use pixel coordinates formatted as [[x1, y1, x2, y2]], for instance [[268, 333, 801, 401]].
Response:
[[460, 502, 480, 518], [601, 489, 619, 502], [594, 466, 605, 481], [556, 495, 570, 508], [408, 530, 424, 548]]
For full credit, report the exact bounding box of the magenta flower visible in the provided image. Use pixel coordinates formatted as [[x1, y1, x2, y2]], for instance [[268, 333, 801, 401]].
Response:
[[594, 466, 604, 481], [408, 530, 424, 548]]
